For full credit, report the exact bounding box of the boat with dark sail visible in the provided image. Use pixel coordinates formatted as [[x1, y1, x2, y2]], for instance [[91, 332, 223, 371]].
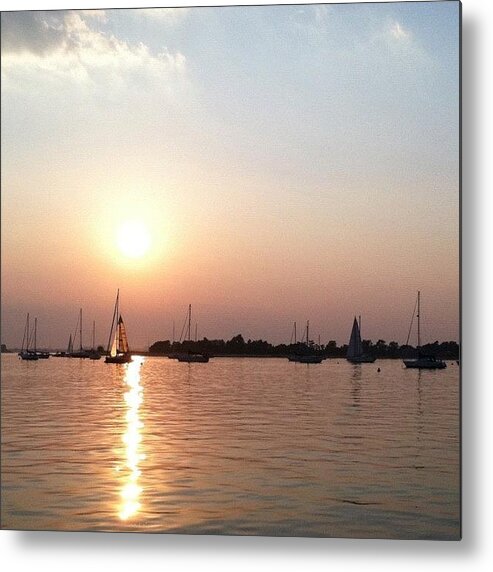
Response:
[[346, 316, 376, 364], [18, 313, 38, 360], [105, 290, 132, 364], [403, 291, 446, 369]]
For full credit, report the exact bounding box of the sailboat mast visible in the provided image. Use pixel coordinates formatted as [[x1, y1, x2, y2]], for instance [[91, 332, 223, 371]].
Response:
[[92, 320, 95, 351], [294, 322, 297, 344], [116, 290, 120, 352], [22, 313, 28, 351], [195, 322, 198, 342], [417, 290, 421, 348], [79, 308, 83, 351], [306, 320, 309, 347], [188, 304, 192, 342], [34, 317, 37, 353], [27, 313, 30, 351], [172, 320, 175, 344]]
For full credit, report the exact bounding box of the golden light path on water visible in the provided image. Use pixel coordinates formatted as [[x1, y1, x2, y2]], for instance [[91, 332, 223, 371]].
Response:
[[118, 356, 145, 521]]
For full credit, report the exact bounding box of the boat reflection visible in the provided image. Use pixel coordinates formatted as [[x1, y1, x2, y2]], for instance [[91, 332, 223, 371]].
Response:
[[119, 356, 145, 520]]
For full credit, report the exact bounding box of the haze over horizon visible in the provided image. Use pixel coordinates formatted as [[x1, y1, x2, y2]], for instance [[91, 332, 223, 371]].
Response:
[[1, 3, 459, 350]]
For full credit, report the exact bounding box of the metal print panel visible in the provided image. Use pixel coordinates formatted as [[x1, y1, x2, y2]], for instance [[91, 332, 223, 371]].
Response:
[[0, 1, 461, 539]]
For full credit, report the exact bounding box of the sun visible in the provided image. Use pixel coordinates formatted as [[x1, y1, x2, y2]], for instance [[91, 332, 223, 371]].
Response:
[[117, 220, 151, 259]]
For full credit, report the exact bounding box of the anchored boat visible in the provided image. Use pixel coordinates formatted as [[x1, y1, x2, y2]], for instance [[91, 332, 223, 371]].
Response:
[[346, 316, 376, 364], [175, 304, 209, 363], [288, 320, 323, 363], [403, 291, 446, 370], [18, 313, 38, 360]]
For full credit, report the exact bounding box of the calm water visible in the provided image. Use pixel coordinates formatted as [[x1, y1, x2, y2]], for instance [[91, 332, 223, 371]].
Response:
[[1, 354, 460, 538]]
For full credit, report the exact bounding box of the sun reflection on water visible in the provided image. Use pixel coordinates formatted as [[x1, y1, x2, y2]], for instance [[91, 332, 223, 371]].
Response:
[[119, 356, 145, 521]]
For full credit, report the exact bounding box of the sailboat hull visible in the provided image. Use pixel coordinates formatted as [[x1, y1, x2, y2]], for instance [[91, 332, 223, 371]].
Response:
[[403, 358, 446, 369], [296, 355, 323, 364], [105, 353, 132, 364], [19, 351, 38, 361], [176, 354, 209, 363], [347, 356, 376, 364]]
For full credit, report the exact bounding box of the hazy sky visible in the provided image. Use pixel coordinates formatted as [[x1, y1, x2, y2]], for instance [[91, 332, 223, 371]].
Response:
[[1, 2, 459, 350]]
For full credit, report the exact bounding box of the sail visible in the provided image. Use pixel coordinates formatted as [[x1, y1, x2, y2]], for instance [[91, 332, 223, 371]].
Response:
[[110, 331, 117, 357], [117, 316, 129, 354], [347, 317, 362, 359], [67, 334, 73, 353]]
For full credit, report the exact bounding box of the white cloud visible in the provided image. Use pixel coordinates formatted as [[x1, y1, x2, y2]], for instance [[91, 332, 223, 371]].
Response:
[[390, 21, 411, 41]]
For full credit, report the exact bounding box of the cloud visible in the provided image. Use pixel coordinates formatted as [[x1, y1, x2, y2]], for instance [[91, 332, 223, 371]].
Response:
[[135, 7, 190, 24], [1, 11, 186, 91], [390, 20, 411, 41], [1, 12, 67, 56]]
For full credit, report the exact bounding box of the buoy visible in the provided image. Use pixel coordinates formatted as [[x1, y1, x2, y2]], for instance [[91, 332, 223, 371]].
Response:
[[377, 368, 381, 372]]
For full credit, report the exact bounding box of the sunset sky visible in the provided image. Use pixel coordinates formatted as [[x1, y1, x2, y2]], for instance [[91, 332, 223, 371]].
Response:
[[1, 2, 459, 350]]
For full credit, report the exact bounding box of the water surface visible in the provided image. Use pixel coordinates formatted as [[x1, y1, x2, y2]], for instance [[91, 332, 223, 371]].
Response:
[[1, 355, 460, 538]]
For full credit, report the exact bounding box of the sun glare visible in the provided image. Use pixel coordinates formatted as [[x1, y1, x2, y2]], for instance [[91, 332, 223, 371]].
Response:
[[117, 221, 151, 259]]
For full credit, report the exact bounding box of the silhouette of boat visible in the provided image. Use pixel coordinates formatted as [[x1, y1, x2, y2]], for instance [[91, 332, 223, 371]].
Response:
[[18, 313, 38, 360], [105, 290, 132, 364], [346, 316, 376, 364], [88, 320, 101, 360], [288, 321, 322, 363], [403, 291, 446, 369], [177, 352, 209, 363], [175, 304, 209, 363], [68, 308, 91, 358]]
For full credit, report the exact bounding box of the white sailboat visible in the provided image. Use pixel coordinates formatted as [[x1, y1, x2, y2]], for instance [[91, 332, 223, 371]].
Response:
[[105, 290, 132, 364], [346, 316, 376, 364], [403, 291, 446, 369]]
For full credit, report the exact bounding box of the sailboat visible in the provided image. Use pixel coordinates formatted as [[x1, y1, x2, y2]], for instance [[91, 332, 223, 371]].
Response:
[[18, 313, 38, 360], [287, 321, 299, 361], [288, 320, 323, 363], [346, 316, 376, 364], [68, 308, 90, 358], [32, 318, 50, 358], [105, 290, 132, 364], [403, 291, 446, 369], [176, 304, 209, 362], [89, 320, 101, 360], [54, 333, 71, 357]]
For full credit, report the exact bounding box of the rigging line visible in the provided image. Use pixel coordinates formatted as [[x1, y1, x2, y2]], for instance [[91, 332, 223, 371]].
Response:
[[72, 312, 80, 348], [179, 308, 188, 343], [28, 319, 35, 350], [21, 315, 27, 351], [405, 295, 419, 347]]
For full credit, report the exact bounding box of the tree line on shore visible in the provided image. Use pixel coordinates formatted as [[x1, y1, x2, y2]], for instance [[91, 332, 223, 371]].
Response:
[[149, 334, 460, 359]]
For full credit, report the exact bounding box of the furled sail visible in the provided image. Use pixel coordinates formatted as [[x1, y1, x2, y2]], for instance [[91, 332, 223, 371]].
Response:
[[117, 316, 129, 354], [347, 317, 362, 359], [67, 334, 73, 354]]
